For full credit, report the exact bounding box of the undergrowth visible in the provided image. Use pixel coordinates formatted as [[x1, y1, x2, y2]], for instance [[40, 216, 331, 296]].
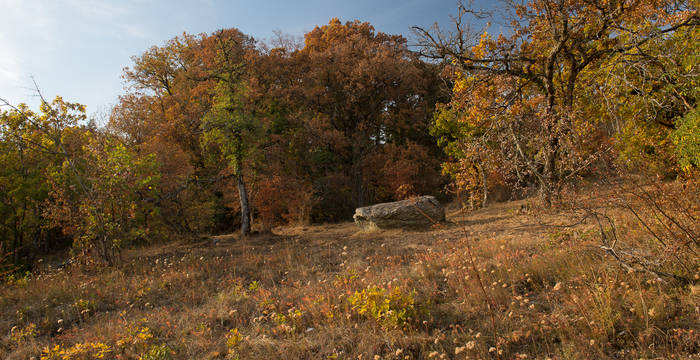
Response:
[[1, 184, 698, 359]]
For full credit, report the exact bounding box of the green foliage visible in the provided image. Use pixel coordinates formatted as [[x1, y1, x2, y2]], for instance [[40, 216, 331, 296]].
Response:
[[4, 271, 30, 287], [431, 105, 473, 160], [46, 133, 161, 264], [616, 120, 675, 173], [348, 285, 416, 329], [0, 97, 162, 266], [0, 98, 84, 269], [672, 106, 700, 173], [10, 322, 36, 345], [139, 344, 173, 360], [605, 26, 699, 175], [201, 81, 263, 174], [247, 280, 260, 292], [226, 328, 242, 350]]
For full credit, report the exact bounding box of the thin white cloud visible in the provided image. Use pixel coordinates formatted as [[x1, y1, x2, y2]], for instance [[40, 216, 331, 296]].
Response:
[[65, 0, 128, 18], [0, 36, 20, 83], [121, 23, 152, 39]]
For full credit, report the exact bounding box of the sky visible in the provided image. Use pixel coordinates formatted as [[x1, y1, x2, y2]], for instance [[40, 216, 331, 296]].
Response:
[[0, 0, 488, 116]]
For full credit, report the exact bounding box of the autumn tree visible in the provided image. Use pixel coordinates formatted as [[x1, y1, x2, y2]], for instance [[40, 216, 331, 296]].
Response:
[[299, 19, 441, 209], [114, 21, 446, 231], [594, 20, 699, 174], [116, 34, 222, 236], [47, 134, 160, 264], [0, 104, 59, 267], [416, 0, 698, 205], [241, 40, 322, 226], [0, 94, 97, 268], [118, 29, 283, 234], [0, 94, 160, 266], [199, 29, 260, 236]]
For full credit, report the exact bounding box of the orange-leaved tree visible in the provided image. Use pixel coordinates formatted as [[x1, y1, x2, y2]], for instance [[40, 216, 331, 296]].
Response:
[[417, 0, 698, 205], [298, 19, 439, 209]]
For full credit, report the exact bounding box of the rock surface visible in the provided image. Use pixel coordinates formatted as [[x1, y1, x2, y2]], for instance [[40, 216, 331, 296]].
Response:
[[353, 196, 445, 229]]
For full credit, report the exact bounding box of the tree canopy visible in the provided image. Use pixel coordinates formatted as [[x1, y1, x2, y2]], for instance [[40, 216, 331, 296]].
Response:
[[0, 3, 697, 268]]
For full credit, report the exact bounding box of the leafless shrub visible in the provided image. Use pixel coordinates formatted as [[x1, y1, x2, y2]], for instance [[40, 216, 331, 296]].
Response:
[[568, 173, 698, 285]]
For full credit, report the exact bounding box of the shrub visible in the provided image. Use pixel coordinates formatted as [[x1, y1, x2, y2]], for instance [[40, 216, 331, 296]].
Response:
[[672, 106, 700, 173], [348, 285, 417, 329], [10, 322, 36, 345], [41, 342, 112, 360], [139, 344, 173, 360]]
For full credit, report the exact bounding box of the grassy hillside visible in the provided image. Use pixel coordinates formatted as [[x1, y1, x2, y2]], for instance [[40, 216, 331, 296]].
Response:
[[1, 190, 698, 359]]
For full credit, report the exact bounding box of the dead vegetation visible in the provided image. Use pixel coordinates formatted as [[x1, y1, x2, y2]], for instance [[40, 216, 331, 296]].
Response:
[[1, 184, 698, 359]]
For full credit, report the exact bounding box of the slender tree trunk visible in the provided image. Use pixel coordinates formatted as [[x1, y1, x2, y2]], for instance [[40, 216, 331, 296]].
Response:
[[541, 102, 560, 206], [351, 142, 365, 209], [237, 170, 251, 236], [12, 218, 20, 265], [542, 137, 558, 206], [479, 162, 488, 207]]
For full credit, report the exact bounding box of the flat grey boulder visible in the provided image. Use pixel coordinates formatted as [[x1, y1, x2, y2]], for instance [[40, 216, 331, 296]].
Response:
[[353, 196, 445, 229]]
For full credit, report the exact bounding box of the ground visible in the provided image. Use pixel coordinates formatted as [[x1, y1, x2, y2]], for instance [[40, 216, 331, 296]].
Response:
[[1, 195, 698, 359]]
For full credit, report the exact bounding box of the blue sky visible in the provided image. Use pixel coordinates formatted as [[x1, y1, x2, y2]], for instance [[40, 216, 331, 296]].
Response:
[[0, 1, 487, 116]]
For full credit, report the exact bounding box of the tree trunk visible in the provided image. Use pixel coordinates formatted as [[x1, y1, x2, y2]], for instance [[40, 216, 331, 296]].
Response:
[[237, 170, 251, 236], [541, 105, 560, 206], [12, 218, 20, 265], [351, 142, 365, 209], [541, 137, 558, 206], [480, 164, 488, 207]]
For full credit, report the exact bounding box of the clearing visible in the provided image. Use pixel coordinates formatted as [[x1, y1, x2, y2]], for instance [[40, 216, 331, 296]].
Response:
[[1, 197, 698, 359]]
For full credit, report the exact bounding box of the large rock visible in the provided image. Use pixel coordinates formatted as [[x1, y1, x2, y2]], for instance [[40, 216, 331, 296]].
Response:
[[353, 196, 445, 229]]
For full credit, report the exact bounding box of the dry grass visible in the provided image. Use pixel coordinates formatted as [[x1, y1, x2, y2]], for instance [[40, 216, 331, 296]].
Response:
[[1, 191, 698, 359]]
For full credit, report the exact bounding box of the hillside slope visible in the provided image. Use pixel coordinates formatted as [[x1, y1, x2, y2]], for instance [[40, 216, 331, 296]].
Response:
[[1, 197, 698, 359]]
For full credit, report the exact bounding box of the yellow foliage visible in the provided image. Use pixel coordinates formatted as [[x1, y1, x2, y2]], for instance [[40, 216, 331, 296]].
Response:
[[41, 342, 112, 360], [10, 322, 37, 344], [348, 285, 417, 329]]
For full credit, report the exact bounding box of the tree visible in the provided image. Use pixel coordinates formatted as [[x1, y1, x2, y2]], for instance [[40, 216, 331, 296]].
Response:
[[1, 94, 160, 265], [46, 134, 159, 264], [0, 96, 89, 267], [0, 105, 53, 267], [198, 29, 259, 236], [596, 22, 699, 174], [115, 22, 446, 230], [298, 19, 437, 209], [415, 0, 698, 204]]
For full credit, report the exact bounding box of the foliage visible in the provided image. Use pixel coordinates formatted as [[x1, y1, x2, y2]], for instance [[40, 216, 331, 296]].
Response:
[[298, 19, 444, 209], [139, 344, 174, 360], [416, 0, 698, 204], [1, 6, 700, 360], [254, 175, 317, 227], [46, 135, 160, 264], [672, 106, 700, 172], [10, 322, 37, 345], [3, 193, 696, 358], [41, 342, 112, 360], [0, 99, 77, 269], [1, 98, 86, 268], [225, 328, 242, 359], [113, 20, 444, 233], [348, 285, 417, 329], [602, 24, 700, 174], [365, 142, 444, 202]]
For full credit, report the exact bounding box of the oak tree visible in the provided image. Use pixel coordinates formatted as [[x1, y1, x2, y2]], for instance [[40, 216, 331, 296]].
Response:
[[416, 0, 698, 204]]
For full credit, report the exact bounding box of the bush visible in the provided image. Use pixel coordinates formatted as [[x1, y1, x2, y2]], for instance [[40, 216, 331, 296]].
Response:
[[41, 342, 112, 360], [348, 285, 417, 329], [672, 106, 700, 173], [140, 344, 173, 360]]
